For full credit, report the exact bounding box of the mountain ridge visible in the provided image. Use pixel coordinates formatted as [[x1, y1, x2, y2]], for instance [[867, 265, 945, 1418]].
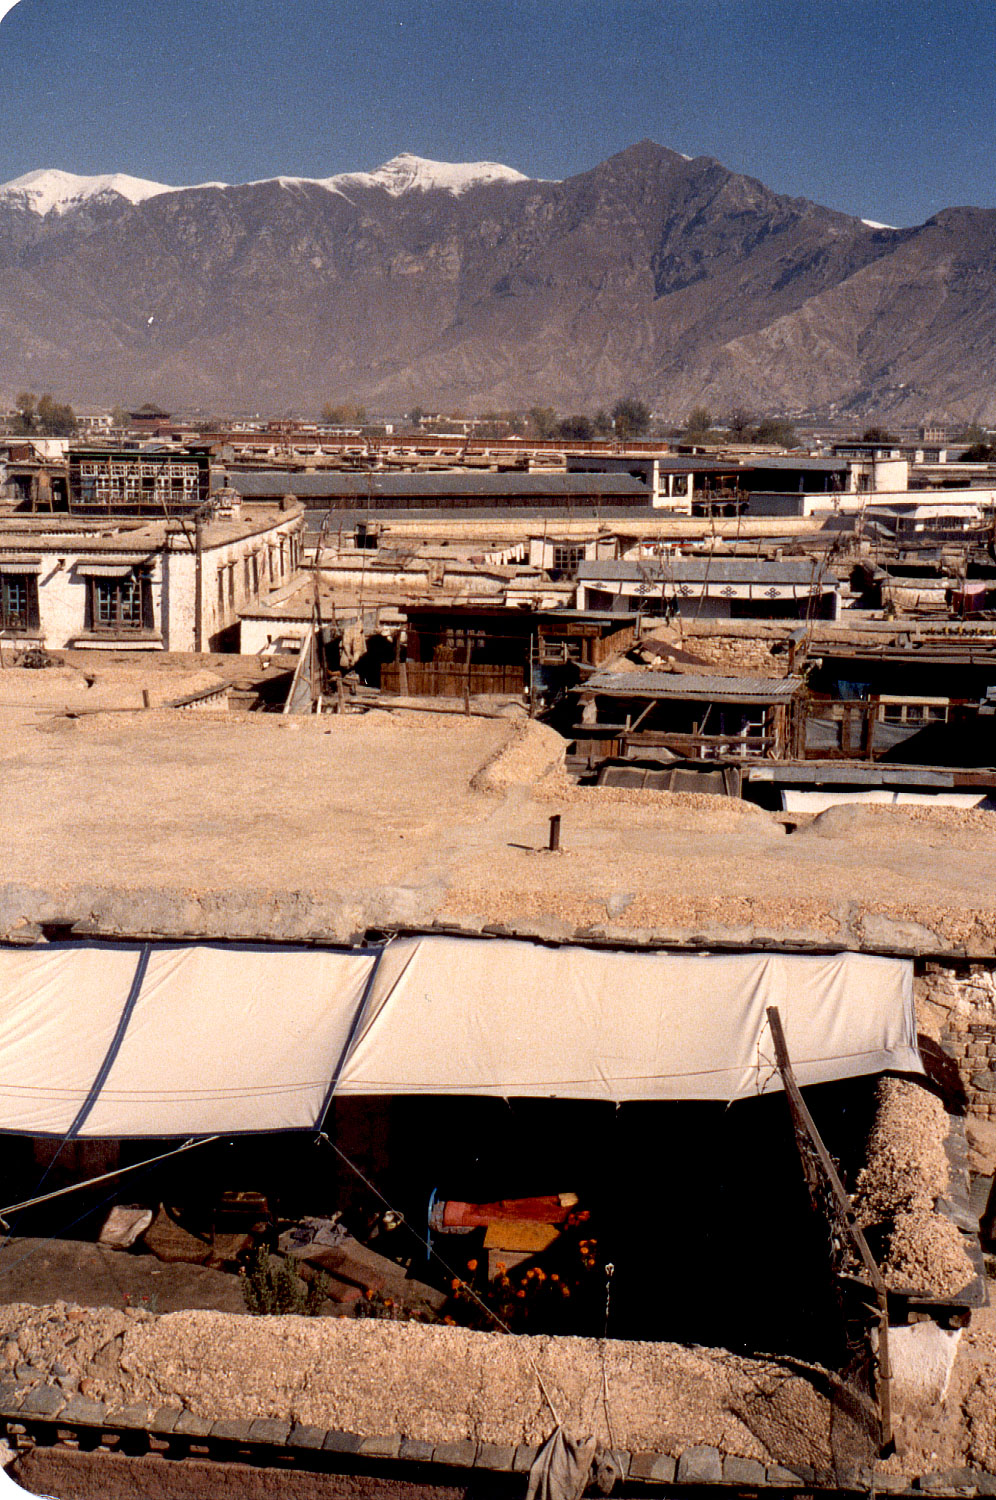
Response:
[[0, 140, 992, 422], [0, 153, 537, 218]]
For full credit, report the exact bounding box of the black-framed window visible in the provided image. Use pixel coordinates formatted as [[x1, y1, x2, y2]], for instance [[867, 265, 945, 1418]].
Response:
[[552, 544, 585, 574], [89, 572, 152, 632], [0, 573, 40, 631]]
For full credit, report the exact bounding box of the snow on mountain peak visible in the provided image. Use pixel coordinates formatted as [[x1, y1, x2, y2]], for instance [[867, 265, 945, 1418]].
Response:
[[0, 168, 180, 215], [0, 154, 533, 217], [322, 153, 532, 197]]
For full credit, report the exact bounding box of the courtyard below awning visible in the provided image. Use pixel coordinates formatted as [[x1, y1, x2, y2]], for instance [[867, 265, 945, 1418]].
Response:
[[0, 937, 921, 1137]]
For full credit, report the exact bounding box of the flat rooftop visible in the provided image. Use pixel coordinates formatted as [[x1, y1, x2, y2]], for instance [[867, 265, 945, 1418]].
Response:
[[1, 702, 995, 957], [0, 505, 300, 551]]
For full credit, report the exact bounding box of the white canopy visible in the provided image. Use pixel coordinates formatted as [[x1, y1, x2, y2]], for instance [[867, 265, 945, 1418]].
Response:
[[0, 942, 376, 1137], [337, 936, 921, 1102], [0, 937, 920, 1136]]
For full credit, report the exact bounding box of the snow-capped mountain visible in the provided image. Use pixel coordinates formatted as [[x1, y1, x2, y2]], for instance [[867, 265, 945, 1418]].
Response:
[[319, 154, 532, 197], [0, 155, 533, 218], [0, 168, 180, 216]]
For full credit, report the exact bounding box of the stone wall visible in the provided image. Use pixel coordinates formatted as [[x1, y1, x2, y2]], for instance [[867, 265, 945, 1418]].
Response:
[[916, 964, 996, 1120]]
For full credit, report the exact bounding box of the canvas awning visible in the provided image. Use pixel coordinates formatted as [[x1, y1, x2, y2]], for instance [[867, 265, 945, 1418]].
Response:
[[336, 937, 920, 1102], [75, 559, 151, 578], [0, 943, 376, 1137], [0, 937, 921, 1137]]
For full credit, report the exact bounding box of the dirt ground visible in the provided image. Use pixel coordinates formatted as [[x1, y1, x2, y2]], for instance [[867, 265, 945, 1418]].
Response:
[[0, 1238, 245, 1317]]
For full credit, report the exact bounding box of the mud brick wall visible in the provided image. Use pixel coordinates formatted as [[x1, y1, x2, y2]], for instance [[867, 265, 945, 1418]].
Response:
[[916, 964, 996, 1118]]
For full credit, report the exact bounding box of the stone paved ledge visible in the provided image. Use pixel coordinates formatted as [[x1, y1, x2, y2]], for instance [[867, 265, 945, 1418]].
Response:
[[5, 1385, 996, 1493]]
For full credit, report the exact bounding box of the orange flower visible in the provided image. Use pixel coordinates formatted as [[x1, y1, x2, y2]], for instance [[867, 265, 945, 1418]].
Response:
[[561, 1286, 571, 1297], [496, 1262, 507, 1276], [550, 1273, 560, 1282], [516, 1289, 526, 1299], [466, 1259, 478, 1272]]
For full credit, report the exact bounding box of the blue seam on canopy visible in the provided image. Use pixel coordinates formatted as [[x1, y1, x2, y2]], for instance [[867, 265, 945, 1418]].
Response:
[[65, 943, 151, 1139], [315, 942, 389, 1129]]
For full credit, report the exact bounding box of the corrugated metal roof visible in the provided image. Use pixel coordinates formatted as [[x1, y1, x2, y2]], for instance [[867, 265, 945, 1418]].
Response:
[[567, 455, 740, 473], [576, 557, 823, 585], [760, 766, 956, 787], [302, 505, 656, 529], [743, 456, 849, 472], [582, 670, 802, 701], [226, 471, 649, 500]]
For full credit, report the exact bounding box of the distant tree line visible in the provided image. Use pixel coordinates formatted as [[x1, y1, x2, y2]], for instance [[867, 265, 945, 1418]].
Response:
[[684, 406, 798, 447], [321, 400, 368, 426], [525, 398, 653, 441], [11, 391, 78, 437]]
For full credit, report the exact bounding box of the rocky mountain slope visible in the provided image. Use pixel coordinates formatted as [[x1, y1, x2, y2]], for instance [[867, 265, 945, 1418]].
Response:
[[0, 141, 992, 421]]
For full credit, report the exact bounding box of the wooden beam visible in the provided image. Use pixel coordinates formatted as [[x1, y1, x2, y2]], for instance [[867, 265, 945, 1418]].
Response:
[[766, 1005, 893, 1456]]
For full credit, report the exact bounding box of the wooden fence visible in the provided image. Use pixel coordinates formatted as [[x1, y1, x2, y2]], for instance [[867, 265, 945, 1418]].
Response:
[[381, 662, 525, 697]]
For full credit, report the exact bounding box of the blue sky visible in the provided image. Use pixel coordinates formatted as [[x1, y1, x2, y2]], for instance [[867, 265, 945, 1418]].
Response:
[[0, 0, 993, 227]]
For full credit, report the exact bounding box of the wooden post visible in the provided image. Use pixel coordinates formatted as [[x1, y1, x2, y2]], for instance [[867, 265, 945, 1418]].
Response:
[[142, 689, 151, 709], [548, 815, 561, 851], [463, 636, 472, 715], [528, 633, 536, 718], [766, 1006, 893, 1456]]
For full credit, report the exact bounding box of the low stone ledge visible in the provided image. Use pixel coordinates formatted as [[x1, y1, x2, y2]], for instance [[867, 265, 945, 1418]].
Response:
[[171, 1410, 213, 1438], [248, 1418, 292, 1446], [677, 1445, 723, 1484], [321, 1429, 362, 1455], [767, 1463, 805, 1486], [433, 1439, 479, 1468], [19, 1386, 65, 1419], [57, 1396, 106, 1427], [475, 1442, 517, 1470], [287, 1422, 326, 1450], [723, 1455, 767, 1486], [399, 1437, 435, 1462], [209, 1417, 254, 1443], [104, 1404, 153, 1430], [917, 1469, 980, 1493], [357, 1433, 401, 1459], [148, 1406, 181, 1434]]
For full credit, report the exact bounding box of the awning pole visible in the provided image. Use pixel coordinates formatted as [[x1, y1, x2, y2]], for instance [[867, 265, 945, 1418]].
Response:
[[766, 1005, 894, 1457]]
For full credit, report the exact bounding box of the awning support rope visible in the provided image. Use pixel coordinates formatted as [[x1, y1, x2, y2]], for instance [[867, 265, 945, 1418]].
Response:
[[0, 1135, 220, 1229]]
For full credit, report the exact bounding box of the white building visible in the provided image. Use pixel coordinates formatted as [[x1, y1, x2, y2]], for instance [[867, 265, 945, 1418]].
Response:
[[575, 557, 842, 621], [0, 505, 303, 653]]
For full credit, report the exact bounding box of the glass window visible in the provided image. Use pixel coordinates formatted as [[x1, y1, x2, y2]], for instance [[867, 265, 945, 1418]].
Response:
[[0, 573, 38, 631], [92, 575, 146, 630]]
